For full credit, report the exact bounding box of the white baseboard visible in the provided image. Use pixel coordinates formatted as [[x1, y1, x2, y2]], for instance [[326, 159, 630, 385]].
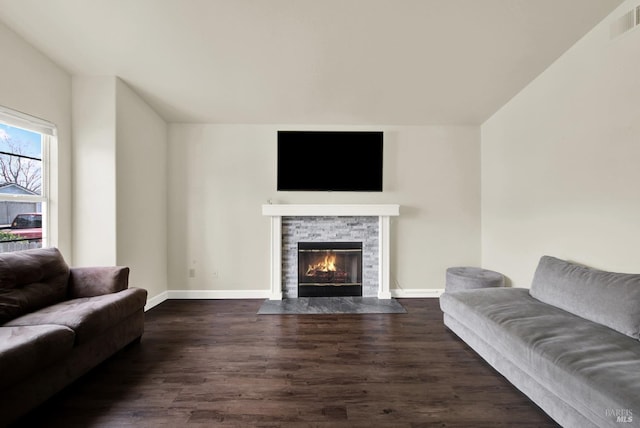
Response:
[[167, 289, 271, 300], [145, 288, 442, 311], [145, 289, 271, 310], [145, 291, 168, 311], [391, 288, 444, 298]]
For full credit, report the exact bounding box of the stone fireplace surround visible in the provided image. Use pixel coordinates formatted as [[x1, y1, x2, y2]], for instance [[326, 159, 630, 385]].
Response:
[[262, 204, 400, 300], [284, 217, 375, 298]]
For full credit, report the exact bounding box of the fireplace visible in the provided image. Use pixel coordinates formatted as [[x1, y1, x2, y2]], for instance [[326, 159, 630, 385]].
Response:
[[262, 204, 400, 300], [298, 242, 363, 297]]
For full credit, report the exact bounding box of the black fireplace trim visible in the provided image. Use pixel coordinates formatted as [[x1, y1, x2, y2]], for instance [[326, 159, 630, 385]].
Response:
[[298, 284, 363, 297], [298, 242, 363, 251]]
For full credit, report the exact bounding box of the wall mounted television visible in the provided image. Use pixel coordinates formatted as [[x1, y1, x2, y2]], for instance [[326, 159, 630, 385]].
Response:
[[277, 130, 383, 192]]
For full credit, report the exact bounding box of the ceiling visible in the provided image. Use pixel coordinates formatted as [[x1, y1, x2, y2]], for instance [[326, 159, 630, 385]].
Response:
[[0, 0, 622, 125]]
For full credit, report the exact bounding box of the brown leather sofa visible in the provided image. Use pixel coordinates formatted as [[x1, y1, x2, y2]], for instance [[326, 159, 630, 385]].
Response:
[[0, 247, 147, 426]]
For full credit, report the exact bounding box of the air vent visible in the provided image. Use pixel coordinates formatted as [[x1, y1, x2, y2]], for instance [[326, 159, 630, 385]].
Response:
[[610, 7, 636, 38]]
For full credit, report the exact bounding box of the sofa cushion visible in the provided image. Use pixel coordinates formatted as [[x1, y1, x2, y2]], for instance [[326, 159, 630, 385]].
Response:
[[530, 255, 640, 339], [5, 288, 147, 345], [68, 266, 130, 298], [441, 288, 640, 427], [0, 325, 75, 389], [0, 248, 70, 324]]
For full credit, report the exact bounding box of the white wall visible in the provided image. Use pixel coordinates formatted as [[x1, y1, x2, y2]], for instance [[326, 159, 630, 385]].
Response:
[[116, 79, 168, 298], [481, 1, 640, 286], [72, 76, 117, 266], [168, 124, 480, 295], [0, 21, 72, 258], [72, 77, 169, 300]]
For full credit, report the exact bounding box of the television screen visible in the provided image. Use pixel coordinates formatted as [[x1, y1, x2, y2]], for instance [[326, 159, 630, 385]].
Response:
[[277, 131, 383, 192]]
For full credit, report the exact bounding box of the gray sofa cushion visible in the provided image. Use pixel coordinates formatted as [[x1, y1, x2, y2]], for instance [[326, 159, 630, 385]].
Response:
[[0, 248, 70, 324], [0, 325, 75, 389], [68, 266, 130, 298], [530, 256, 640, 340], [5, 288, 147, 345], [440, 288, 640, 427]]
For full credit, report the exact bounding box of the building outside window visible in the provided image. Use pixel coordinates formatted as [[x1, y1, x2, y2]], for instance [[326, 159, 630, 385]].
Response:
[[0, 106, 54, 253]]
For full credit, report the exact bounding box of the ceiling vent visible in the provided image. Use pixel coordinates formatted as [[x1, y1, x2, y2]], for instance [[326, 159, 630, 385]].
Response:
[[610, 5, 640, 39]]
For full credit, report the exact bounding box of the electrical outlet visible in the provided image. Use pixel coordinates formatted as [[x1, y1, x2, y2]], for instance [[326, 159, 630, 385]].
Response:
[[212, 271, 219, 278], [188, 268, 196, 278]]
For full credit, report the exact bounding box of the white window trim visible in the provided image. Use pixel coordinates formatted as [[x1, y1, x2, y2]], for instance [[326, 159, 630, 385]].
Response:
[[0, 105, 56, 136], [0, 105, 55, 249]]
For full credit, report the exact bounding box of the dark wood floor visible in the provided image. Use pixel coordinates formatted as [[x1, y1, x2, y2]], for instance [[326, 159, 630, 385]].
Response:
[[13, 299, 559, 427]]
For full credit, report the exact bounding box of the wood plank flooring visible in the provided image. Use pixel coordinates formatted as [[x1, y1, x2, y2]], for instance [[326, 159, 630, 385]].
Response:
[[12, 299, 559, 427]]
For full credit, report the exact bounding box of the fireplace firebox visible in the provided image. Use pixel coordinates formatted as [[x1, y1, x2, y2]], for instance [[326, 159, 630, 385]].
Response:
[[297, 242, 363, 297]]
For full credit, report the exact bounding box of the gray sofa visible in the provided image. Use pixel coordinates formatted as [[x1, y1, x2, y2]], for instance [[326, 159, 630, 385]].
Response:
[[0, 247, 147, 426], [440, 255, 640, 428]]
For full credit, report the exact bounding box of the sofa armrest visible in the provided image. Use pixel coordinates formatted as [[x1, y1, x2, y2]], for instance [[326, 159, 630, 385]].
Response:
[[68, 266, 130, 298]]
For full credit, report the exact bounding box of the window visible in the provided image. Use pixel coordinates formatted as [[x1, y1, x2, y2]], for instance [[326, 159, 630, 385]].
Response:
[[0, 106, 55, 253]]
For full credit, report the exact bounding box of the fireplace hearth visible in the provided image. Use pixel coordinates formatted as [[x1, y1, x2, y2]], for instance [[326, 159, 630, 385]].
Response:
[[298, 242, 363, 297]]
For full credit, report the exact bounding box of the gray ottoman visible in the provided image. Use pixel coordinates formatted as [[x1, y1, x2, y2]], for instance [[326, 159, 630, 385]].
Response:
[[445, 266, 505, 292]]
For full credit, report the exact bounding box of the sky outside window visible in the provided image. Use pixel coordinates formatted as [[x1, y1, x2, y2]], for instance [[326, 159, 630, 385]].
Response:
[[0, 123, 43, 195]]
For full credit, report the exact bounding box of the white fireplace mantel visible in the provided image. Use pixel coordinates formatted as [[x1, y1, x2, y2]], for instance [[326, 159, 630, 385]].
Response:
[[262, 204, 400, 300]]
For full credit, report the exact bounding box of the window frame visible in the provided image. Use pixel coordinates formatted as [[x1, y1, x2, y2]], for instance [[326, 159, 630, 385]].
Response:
[[0, 105, 55, 249]]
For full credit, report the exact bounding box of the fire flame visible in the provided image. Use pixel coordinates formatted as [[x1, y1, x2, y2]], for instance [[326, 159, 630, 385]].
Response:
[[306, 253, 337, 276]]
